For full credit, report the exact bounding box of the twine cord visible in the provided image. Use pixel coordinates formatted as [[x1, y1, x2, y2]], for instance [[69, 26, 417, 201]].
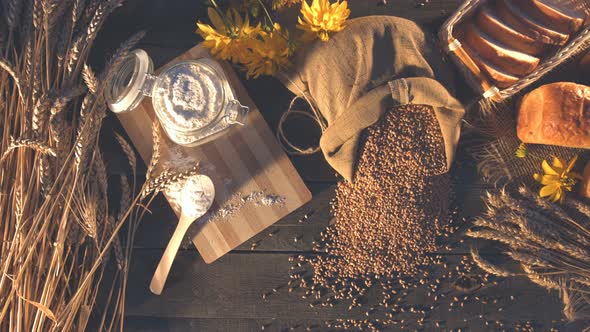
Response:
[[276, 75, 327, 155]]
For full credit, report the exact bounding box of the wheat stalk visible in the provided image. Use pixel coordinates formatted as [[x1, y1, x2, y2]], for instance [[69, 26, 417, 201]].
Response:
[[470, 249, 516, 277], [6, 0, 23, 30], [1, 137, 57, 165], [145, 121, 161, 182], [0, 1, 155, 330], [114, 133, 136, 174], [141, 164, 200, 199], [0, 57, 24, 102], [469, 187, 590, 322], [82, 64, 98, 94]]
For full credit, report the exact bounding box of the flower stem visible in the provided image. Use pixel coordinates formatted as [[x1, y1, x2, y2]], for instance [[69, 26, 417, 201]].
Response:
[[208, 0, 234, 36], [256, 0, 275, 29]]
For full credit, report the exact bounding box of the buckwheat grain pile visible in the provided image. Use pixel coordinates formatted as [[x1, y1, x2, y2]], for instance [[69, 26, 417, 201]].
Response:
[[278, 106, 527, 331], [311, 104, 451, 285]]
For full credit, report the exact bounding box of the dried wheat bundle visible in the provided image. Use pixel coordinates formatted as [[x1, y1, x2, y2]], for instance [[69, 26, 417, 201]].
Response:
[[467, 187, 590, 322], [0, 0, 195, 331]]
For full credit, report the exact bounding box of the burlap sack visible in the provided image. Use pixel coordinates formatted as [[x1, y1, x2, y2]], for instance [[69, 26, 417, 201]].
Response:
[[280, 16, 465, 181]]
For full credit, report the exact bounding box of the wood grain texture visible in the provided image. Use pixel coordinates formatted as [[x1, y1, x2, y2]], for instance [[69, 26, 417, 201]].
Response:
[[125, 250, 567, 330], [123, 316, 587, 332], [133, 184, 334, 251], [123, 317, 327, 332], [117, 45, 311, 263]]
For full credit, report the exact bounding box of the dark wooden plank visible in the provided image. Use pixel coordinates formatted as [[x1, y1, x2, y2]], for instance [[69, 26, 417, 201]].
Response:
[[124, 317, 326, 332], [124, 315, 587, 332], [125, 250, 567, 331], [368, 0, 463, 25]]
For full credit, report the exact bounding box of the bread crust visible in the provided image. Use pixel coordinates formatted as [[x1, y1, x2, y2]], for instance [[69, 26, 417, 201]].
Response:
[[463, 23, 540, 76], [529, 0, 585, 33], [463, 44, 519, 88], [517, 82, 590, 148], [477, 5, 546, 55], [496, 0, 570, 45]]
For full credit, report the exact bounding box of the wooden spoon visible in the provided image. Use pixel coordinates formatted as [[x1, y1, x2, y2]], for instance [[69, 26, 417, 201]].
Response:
[[150, 174, 215, 295]]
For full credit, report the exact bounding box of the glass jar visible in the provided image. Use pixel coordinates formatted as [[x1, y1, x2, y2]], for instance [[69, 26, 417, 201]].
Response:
[[105, 49, 250, 147]]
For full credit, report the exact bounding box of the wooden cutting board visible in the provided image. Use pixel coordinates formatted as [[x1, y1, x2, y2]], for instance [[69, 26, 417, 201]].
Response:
[[117, 45, 311, 263]]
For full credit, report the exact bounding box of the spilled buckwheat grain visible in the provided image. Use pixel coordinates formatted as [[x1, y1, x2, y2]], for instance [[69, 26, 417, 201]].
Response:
[[271, 106, 565, 331], [317, 104, 450, 279]]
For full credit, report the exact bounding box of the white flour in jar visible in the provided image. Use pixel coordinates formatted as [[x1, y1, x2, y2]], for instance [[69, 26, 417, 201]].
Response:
[[154, 62, 223, 130]]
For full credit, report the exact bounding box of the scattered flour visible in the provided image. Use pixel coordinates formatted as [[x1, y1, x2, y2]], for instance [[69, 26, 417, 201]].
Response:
[[163, 146, 199, 170], [199, 191, 286, 225]]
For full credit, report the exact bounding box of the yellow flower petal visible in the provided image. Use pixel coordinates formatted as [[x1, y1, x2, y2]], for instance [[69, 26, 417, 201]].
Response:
[[208, 7, 226, 32], [297, 0, 349, 41], [229, 8, 243, 28], [552, 156, 565, 170], [549, 190, 562, 202], [539, 184, 558, 198], [553, 189, 565, 203], [535, 156, 579, 204], [196, 22, 215, 36], [540, 174, 560, 185], [241, 23, 291, 78], [542, 160, 559, 176]]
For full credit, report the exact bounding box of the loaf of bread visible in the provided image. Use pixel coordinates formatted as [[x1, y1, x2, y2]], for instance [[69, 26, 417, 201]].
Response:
[[462, 23, 540, 76], [463, 44, 519, 88], [581, 161, 590, 199], [530, 0, 586, 33], [496, 0, 570, 45], [477, 5, 547, 55], [517, 82, 590, 148]]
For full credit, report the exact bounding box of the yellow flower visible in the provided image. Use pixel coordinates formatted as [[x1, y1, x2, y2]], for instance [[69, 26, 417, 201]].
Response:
[[297, 0, 350, 41], [533, 156, 582, 204], [242, 23, 291, 78], [196, 8, 260, 63], [515, 143, 528, 158]]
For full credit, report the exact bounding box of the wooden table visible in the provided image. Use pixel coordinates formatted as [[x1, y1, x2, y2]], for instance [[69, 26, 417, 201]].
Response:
[[92, 1, 588, 330]]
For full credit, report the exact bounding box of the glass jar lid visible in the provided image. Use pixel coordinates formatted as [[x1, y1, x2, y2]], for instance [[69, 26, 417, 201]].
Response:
[[105, 49, 154, 114]]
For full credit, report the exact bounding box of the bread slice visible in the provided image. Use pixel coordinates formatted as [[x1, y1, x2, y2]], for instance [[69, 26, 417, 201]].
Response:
[[517, 82, 590, 148], [512, 0, 575, 34], [530, 0, 586, 33], [463, 45, 519, 88], [447, 28, 499, 93], [477, 5, 546, 55], [496, 0, 570, 45], [463, 23, 540, 76]]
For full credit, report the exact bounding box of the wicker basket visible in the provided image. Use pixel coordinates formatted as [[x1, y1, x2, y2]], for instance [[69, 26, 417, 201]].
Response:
[[439, 0, 590, 101]]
